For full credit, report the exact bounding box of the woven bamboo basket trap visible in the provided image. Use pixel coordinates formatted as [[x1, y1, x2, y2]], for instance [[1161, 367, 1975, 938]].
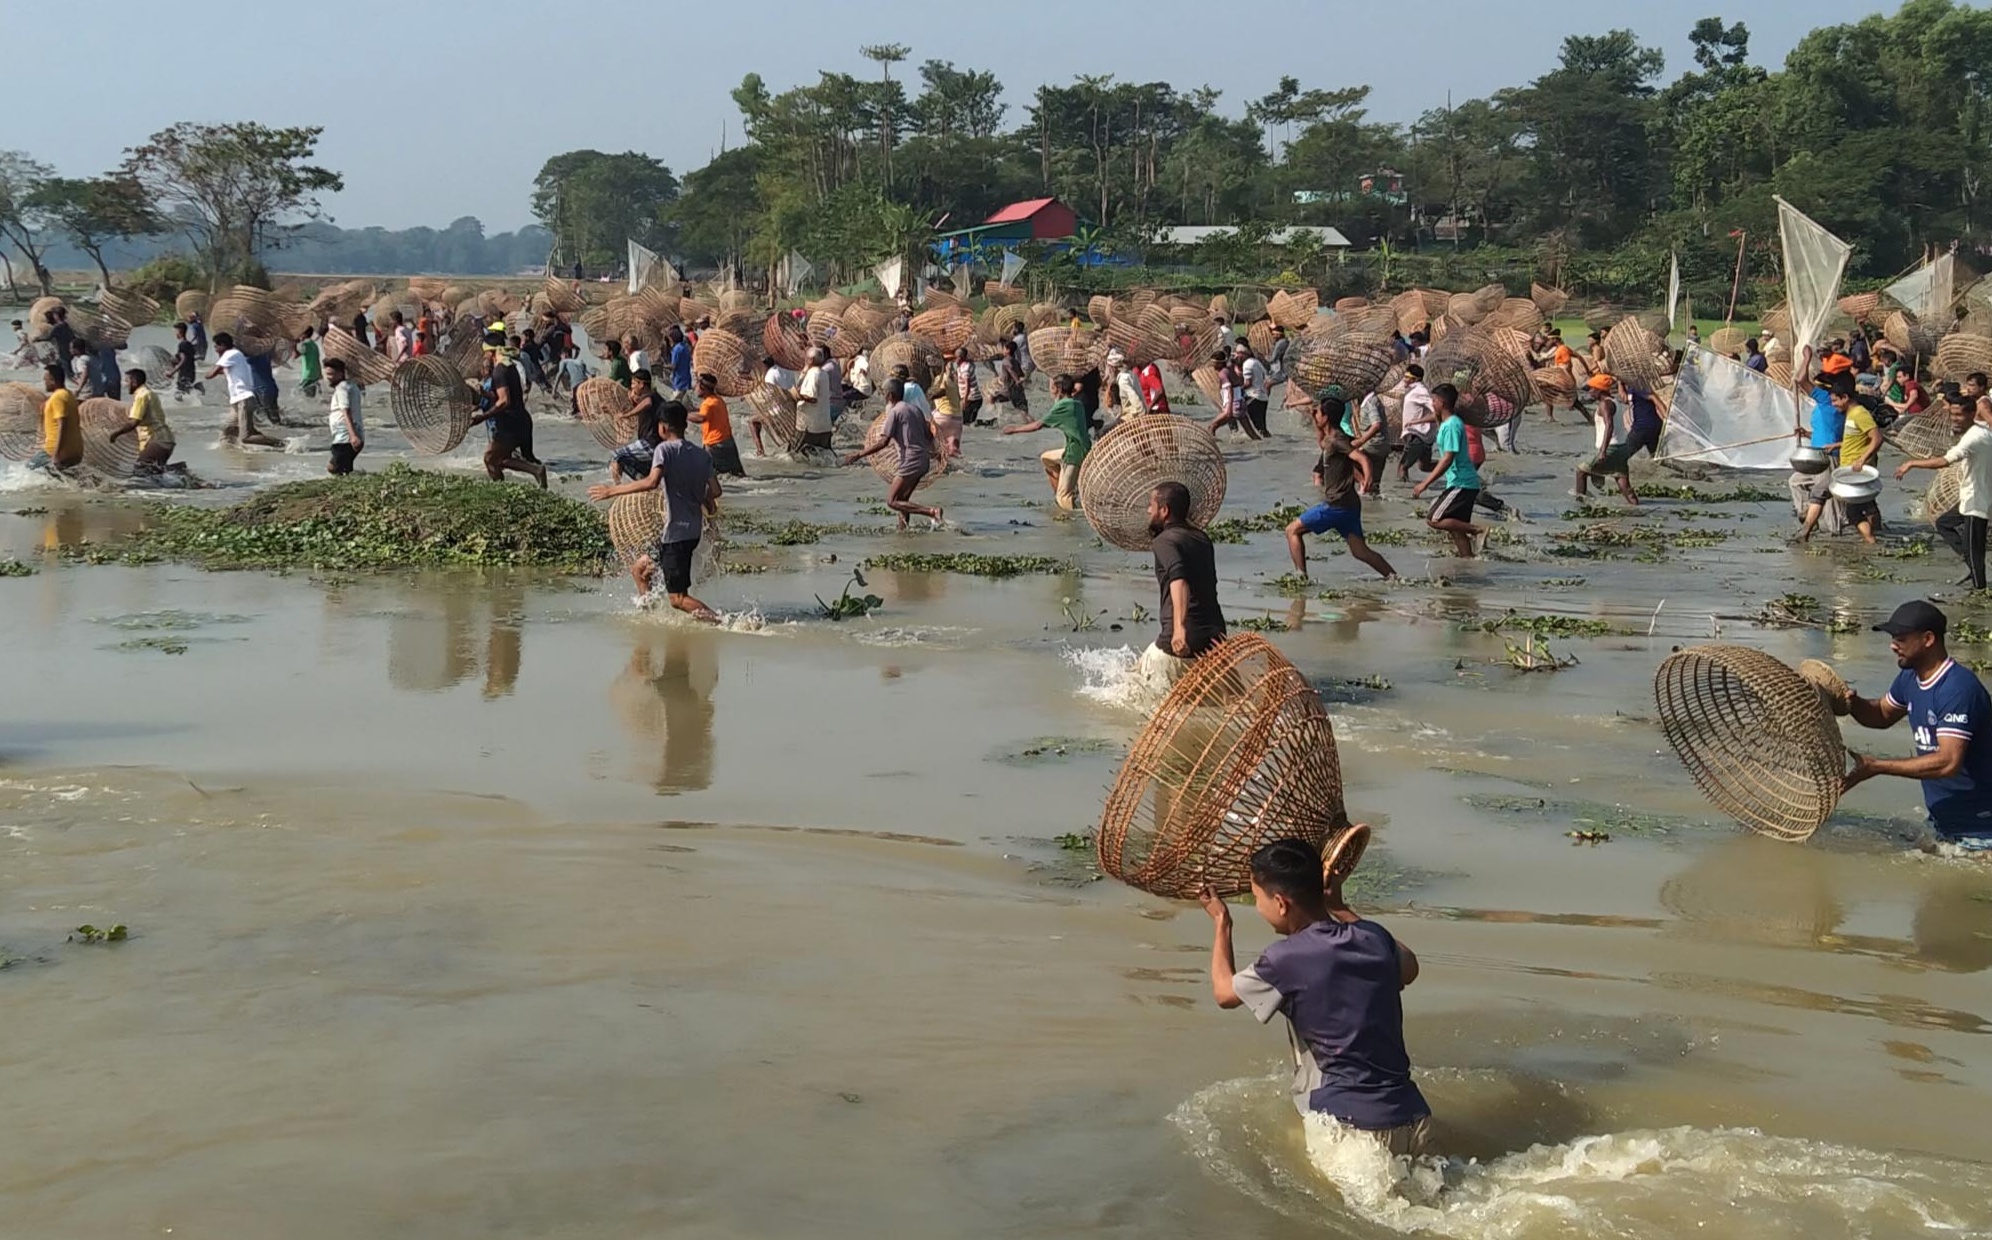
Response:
[[1076, 415, 1228, 551], [1887, 410, 1958, 462], [744, 383, 804, 455], [174, 290, 208, 321], [1290, 333, 1397, 402], [1923, 461, 1965, 523], [1932, 334, 1992, 383], [1096, 634, 1353, 898], [1420, 330, 1529, 428], [1654, 644, 1847, 842], [0, 382, 40, 462], [390, 357, 475, 455], [692, 328, 757, 398], [607, 490, 666, 565], [575, 377, 638, 454], [77, 397, 138, 477]]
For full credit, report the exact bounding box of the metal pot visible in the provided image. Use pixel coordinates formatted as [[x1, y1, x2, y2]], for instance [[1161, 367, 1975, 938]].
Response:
[[1790, 446, 1831, 475], [1828, 465, 1882, 501]]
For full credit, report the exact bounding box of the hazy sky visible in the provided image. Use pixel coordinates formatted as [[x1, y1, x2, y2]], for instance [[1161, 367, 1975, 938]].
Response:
[[7, 0, 1891, 234]]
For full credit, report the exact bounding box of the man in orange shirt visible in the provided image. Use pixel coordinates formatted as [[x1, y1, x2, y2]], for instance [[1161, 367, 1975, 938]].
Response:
[[690, 372, 746, 477], [35, 363, 84, 472]]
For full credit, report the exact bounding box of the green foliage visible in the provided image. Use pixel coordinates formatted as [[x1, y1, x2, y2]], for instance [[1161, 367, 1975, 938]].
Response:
[[863, 552, 1072, 577], [104, 463, 610, 572], [817, 569, 884, 620], [531, 149, 680, 271], [1205, 503, 1304, 544], [0, 557, 34, 577], [1468, 609, 1624, 638], [120, 122, 341, 282], [70, 924, 128, 944], [125, 254, 205, 306], [32, 173, 163, 284]]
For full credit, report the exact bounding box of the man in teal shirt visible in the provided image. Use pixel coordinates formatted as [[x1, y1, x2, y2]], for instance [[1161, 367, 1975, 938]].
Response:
[[297, 326, 322, 398], [1005, 372, 1091, 510], [1408, 382, 1487, 557]]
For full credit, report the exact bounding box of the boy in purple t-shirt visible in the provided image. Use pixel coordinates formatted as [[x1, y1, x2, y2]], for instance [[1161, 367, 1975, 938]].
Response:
[[1199, 836, 1431, 1153]]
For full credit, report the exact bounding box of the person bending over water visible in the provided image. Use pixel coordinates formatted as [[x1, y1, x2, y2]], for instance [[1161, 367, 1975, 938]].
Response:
[[1199, 837, 1432, 1155]]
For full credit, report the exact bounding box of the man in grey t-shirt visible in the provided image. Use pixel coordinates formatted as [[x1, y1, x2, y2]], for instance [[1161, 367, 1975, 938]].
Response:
[[590, 401, 722, 621], [845, 378, 943, 529]]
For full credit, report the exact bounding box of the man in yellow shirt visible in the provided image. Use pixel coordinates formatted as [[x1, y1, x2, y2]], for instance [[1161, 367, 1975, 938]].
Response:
[[35, 363, 83, 472], [108, 366, 176, 473], [1798, 381, 1882, 544]]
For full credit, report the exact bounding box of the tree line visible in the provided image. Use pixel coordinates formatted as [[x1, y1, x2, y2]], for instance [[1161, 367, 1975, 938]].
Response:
[[529, 0, 1992, 301]]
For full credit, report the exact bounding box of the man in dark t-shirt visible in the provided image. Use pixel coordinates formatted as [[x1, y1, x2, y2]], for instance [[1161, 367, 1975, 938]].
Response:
[[471, 353, 547, 487], [1286, 395, 1397, 581], [1140, 480, 1226, 687]]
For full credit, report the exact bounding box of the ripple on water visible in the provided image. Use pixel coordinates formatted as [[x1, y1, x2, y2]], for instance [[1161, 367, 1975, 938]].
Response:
[[1173, 1071, 1992, 1239]]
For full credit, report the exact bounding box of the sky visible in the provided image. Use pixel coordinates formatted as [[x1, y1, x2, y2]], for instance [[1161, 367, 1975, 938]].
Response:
[[2, 0, 1896, 235]]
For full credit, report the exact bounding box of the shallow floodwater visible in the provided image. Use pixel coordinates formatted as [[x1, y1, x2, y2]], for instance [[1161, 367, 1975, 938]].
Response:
[[3, 325, 1991, 1238]]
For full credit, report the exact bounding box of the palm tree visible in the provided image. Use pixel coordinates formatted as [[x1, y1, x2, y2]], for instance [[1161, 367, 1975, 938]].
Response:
[[861, 43, 911, 190]]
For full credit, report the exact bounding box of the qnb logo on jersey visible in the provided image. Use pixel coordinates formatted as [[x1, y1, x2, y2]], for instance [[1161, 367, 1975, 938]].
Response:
[[1944, 712, 1971, 725]]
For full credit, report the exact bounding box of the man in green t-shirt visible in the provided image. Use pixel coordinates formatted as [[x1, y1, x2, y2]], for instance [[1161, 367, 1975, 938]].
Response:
[[1004, 372, 1092, 510], [297, 326, 322, 398], [1408, 382, 1488, 557]]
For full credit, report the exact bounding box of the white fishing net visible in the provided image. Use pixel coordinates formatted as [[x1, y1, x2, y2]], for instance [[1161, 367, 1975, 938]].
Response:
[[1778, 197, 1851, 354], [1667, 252, 1682, 332], [627, 241, 663, 295], [1659, 346, 1800, 471], [1884, 253, 1955, 321]]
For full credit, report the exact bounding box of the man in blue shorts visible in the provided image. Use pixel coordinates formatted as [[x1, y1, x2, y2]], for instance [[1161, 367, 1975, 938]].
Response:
[[1285, 394, 1397, 581], [1844, 599, 1992, 850]]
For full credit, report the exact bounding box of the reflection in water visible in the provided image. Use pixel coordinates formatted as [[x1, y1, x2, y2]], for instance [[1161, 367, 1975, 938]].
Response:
[[1658, 836, 1844, 949], [483, 580, 524, 699], [612, 630, 718, 794], [874, 568, 947, 606], [1913, 876, 1992, 973], [385, 577, 529, 696]]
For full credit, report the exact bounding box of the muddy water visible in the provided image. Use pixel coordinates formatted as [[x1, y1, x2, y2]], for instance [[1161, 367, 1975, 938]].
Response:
[[3, 334, 1991, 1237]]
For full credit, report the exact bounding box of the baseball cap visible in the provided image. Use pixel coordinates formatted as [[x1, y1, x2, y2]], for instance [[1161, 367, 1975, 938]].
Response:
[[1872, 599, 1948, 638]]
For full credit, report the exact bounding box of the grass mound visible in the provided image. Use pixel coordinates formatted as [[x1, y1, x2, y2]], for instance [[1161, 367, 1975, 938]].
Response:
[[132, 464, 610, 571]]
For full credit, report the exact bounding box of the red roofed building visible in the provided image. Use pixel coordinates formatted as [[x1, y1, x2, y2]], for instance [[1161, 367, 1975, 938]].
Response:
[[936, 197, 1080, 257]]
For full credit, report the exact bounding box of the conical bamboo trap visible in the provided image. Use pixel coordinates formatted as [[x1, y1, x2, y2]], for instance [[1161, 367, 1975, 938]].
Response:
[[1075, 415, 1228, 552], [1707, 327, 1747, 357], [1932, 333, 1992, 383], [607, 490, 667, 565], [77, 397, 139, 476], [1923, 461, 1965, 522], [1421, 329, 1530, 428], [1096, 634, 1351, 898], [1654, 644, 1847, 843], [390, 356, 476, 455], [1290, 332, 1397, 402], [575, 376, 639, 453], [744, 382, 804, 455], [1269, 289, 1319, 329], [1530, 283, 1568, 316], [0, 382, 46, 461], [764, 312, 812, 373], [319, 326, 396, 387], [870, 331, 945, 389], [174, 290, 208, 321], [1887, 409, 1958, 462], [1796, 659, 1853, 718], [692, 328, 757, 398], [1603, 318, 1667, 391]]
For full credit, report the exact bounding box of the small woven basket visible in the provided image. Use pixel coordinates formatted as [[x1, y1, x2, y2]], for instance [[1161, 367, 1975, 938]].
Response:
[[78, 397, 138, 476], [390, 357, 475, 455], [1076, 415, 1228, 551], [0, 382, 47, 461], [575, 377, 638, 453], [1096, 634, 1350, 898], [173, 290, 208, 321], [1323, 822, 1370, 889], [1796, 660, 1853, 717], [1654, 644, 1847, 843]]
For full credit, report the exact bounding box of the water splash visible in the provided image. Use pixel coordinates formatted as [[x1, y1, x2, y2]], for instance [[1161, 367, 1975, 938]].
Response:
[[1063, 644, 1170, 714], [1174, 1074, 1992, 1239]]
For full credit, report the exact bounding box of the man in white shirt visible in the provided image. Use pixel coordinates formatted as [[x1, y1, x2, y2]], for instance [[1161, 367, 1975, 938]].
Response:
[[796, 346, 836, 450], [325, 358, 364, 475], [1236, 342, 1272, 438], [1395, 364, 1436, 483], [848, 348, 874, 399], [1900, 387, 1992, 588], [627, 336, 650, 377], [205, 331, 282, 447], [389, 312, 414, 362]]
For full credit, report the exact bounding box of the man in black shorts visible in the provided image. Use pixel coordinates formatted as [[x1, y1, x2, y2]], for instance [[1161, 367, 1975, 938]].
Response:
[[590, 401, 723, 621], [169, 321, 203, 396], [472, 350, 548, 487]]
